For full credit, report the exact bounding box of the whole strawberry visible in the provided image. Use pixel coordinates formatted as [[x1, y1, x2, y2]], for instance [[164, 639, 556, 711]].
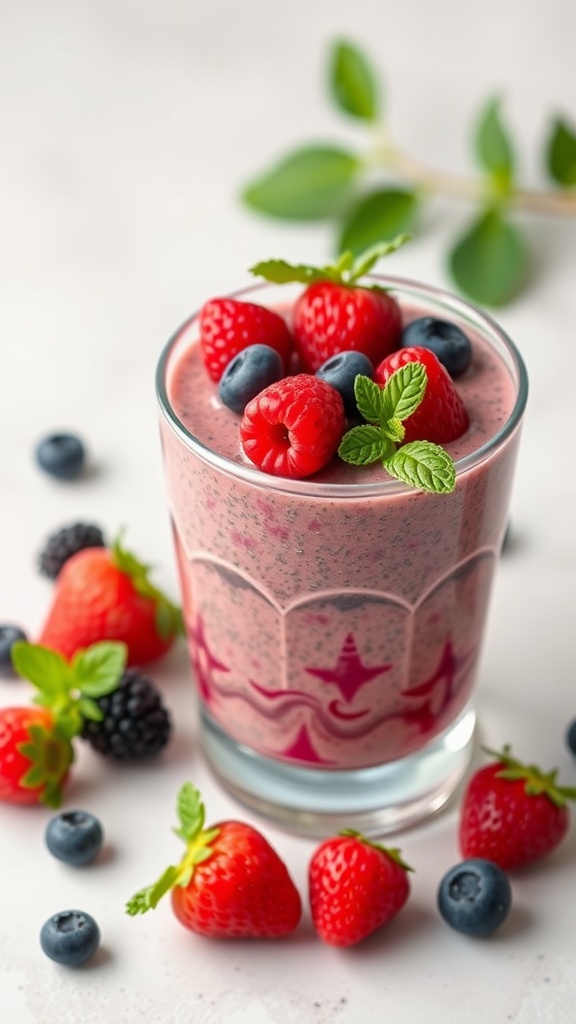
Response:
[[38, 534, 183, 666], [374, 345, 469, 444], [250, 238, 407, 374], [3, 640, 126, 807], [459, 746, 576, 869], [126, 783, 302, 939], [309, 830, 412, 947], [199, 297, 293, 382]]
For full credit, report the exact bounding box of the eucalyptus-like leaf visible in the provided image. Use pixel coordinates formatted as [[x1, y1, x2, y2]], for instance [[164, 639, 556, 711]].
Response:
[[475, 96, 515, 193], [338, 188, 418, 256], [380, 362, 427, 423], [338, 425, 394, 466], [384, 441, 456, 494], [449, 207, 528, 307], [329, 39, 379, 122], [546, 116, 576, 186], [242, 145, 360, 220]]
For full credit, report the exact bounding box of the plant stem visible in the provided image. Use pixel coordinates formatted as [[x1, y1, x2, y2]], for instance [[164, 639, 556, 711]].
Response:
[[374, 140, 576, 216]]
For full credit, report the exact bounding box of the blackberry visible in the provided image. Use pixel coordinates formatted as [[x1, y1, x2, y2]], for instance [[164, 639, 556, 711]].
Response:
[[39, 522, 106, 579], [81, 668, 171, 760]]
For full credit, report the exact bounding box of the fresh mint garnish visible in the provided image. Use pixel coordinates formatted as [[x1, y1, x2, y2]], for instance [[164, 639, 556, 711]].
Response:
[[250, 235, 410, 291], [338, 366, 456, 494]]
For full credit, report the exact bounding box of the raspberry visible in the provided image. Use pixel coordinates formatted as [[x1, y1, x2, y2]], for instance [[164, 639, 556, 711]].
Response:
[[374, 346, 470, 444], [38, 523, 106, 579], [199, 298, 293, 382], [80, 668, 171, 760], [240, 375, 346, 479]]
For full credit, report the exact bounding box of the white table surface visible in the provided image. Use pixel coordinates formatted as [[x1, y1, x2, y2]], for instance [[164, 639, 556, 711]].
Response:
[[1, 2, 575, 1021]]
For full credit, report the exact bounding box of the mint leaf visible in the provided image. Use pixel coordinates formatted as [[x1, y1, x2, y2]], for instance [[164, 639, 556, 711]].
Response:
[[384, 441, 456, 493], [72, 641, 127, 697], [475, 96, 515, 194], [353, 374, 387, 423], [242, 145, 360, 220], [449, 207, 528, 307], [10, 643, 72, 695], [338, 189, 418, 256], [338, 425, 395, 465], [380, 362, 427, 422], [329, 39, 379, 122], [546, 116, 576, 186], [78, 697, 104, 722], [382, 417, 405, 443]]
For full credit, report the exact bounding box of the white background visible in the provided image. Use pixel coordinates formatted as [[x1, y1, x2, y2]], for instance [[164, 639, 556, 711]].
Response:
[[1, 2, 575, 1022]]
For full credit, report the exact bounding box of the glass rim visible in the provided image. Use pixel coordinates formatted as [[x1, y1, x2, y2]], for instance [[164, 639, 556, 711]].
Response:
[[156, 275, 529, 499]]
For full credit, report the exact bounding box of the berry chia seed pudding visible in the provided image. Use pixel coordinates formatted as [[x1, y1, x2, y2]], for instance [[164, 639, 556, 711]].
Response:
[[157, 258, 528, 835]]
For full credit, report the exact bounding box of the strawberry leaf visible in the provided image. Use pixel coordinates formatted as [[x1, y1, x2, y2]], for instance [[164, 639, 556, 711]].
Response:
[[384, 441, 456, 494], [174, 781, 205, 841], [126, 866, 181, 915], [111, 533, 183, 641], [71, 641, 127, 697]]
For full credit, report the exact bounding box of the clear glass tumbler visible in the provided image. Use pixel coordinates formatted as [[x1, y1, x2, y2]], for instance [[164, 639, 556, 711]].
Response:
[[156, 277, 528, 836]]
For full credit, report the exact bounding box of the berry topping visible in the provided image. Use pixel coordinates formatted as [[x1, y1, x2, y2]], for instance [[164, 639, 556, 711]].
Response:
[[38, 522, 106, 580], [374, 346, 470, 444], [80, 667, 171, 760], [126, 782, 302, 939], [240, 375, 346, 479], [308, 830, 412, 947], [0, 624, 28, 676], [35, 432, 86, 480], [45, 810, 104, 866], [402, 317, 473, 377], [199, 297, 293, 382], [316, 350, 374, 417], [40, 910, 100, 966], [251, 239, 407, 374], [437, 859, 512, 937], [218, 343, 284, 414], [459, 745, 576, 869]]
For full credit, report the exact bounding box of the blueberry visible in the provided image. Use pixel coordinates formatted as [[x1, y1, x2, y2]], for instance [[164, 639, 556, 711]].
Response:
[[40, 910, 100, 966], [218, 344, 283, 414], [402, 317, 472, 377], [0, 624, 28, 676], [437, 859, 512, 937], [315, 351, 374, 417], [35, 433, 86, 480], [566, 719, 576, 758], [45, 810, 104, 866]]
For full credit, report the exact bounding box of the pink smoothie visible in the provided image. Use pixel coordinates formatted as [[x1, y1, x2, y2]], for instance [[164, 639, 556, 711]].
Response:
[[158, 280, 524, 771]]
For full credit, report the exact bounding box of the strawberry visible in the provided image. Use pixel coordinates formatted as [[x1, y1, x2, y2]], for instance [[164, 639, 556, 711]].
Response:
[[0, 706, 73, 807], [374, 346, 470, 444], [250, 239, 407, 374], [3, 639, 127, 807], [199, 297, 293, 382], [459, 746, 576, 870], [38, 534, 183, 666], [126, 783, 302, 939], [240, 374, 346, 479], [308, 830, 412, 947]]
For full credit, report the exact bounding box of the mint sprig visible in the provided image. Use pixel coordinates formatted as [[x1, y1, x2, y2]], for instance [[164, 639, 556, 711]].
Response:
[[338, 367, 456, 494]]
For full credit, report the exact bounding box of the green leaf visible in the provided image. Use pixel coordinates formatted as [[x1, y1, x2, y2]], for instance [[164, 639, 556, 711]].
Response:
[[475, 96, 515, 193], [382, 417, 405, 443], [338, 425, 394, 466], [250, 259, 327, 286], [338, 188, 418, 256], [175, 782, 205, 841], [78, 697, 104, 722], [546, 116, 576, 186], [449, 207, 528, 307], [384, 441, 456, 494], [72, 641, 127, 697], [10, 643, 72, 695], [380, 363, 427, 423], [349, 234, 411, 280], [126, 865, 181, 915], [242, 145, 360, 221], [329, 39, 379, 122], [354, 374, 387, 423]]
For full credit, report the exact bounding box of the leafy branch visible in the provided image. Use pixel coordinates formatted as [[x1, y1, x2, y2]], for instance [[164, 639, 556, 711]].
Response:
[[241, 39, 576, 308]]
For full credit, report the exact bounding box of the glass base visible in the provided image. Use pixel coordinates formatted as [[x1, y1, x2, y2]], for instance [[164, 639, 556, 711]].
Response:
[[200, 705, 476, 838]]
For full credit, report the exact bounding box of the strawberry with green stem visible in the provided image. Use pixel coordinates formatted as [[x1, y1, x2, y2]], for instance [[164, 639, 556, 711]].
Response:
[[38, 532, 183, 666], [126, 782, 302, 938], [251, 236, 408, 373], [1, 640, 126, 807]]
